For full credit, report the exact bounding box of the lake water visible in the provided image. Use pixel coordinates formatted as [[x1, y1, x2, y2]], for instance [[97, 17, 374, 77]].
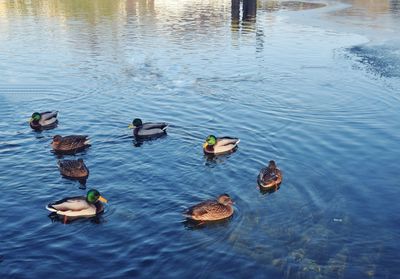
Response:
[[0, 0, 399, 278]]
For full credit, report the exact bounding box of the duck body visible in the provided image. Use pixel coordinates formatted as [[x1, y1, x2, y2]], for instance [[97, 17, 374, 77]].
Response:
[[58, 159, 89, 179], [52, 135, 90, 154], [184, 194, 234, 221], [203, 136, 240, 155], [29, 111, 58, 130], [133, 122, 168, 139], [257, 163, 282, 189], [46, 196, 103, 218], [46, 189, 107, 220]]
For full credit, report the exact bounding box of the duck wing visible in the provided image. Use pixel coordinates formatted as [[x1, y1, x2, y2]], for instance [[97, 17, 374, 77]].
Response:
[[137, 122, 168, 137], [46, 196, 98, 217], [142, 122, 168, 130], [185, 201, 232, 220], [60, 135, 90, 149], [58, 160, 88, 177], [217, 137, 240, 147], [47, 196, 89, 211], [185, 201, 211, 217], [40, 111, 58, 126], [209, 137, 240, 154]]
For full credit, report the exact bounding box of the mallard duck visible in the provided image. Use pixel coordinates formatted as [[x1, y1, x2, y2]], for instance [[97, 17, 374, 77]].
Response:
[[51, 135, 90, 154], [203, 135, 240, 155], [29, 111, 58, 130], [184, 194, 234, 221], [46, 189, 107, 222], [58, 159, 89, 179], [128, 118, 168, 138], [257, 160, 282, 189]]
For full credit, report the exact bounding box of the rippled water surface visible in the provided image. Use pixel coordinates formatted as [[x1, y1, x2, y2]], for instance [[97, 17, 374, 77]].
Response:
[[1, 0, 399, 278]]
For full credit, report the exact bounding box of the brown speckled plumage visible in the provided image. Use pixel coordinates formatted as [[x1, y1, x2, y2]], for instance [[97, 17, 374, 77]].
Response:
[[257, 160, 282, 189], [52, 135, 90, 153], [185, 194, 234, 221], [58, 159, 89, 179]]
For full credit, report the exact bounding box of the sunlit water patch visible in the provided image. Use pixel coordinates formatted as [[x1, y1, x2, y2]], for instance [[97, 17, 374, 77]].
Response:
[[346, 42, 400, 78]]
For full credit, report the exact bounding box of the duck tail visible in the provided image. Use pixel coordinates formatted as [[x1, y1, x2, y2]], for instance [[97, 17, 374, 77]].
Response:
[[46, 204, 57, 212]]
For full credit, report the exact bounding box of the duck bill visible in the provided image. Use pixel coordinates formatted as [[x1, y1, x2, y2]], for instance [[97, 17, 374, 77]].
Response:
[[98, 196, 108, 203], [28, 118, 33, 122], [203, 142, 208, 148], [128, 124, 136, 129]]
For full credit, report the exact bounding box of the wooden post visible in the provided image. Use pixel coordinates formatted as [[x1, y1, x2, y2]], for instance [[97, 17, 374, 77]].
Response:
[[231, 0, 240, 22], [243, 0, 257, 20]]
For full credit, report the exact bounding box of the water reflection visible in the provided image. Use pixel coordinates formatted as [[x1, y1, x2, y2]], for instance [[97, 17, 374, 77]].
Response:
[[258, 184, 280, 195], [183, 216, 233, 230], [48, 212, 104, 224], [258, 1, 325, 12]]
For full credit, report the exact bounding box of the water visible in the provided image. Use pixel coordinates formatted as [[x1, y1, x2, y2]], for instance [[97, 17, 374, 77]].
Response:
[[0, 0, 399, 278]]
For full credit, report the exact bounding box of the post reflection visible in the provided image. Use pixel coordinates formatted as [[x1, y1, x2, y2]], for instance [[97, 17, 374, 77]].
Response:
[[231, 0, 263, 52]]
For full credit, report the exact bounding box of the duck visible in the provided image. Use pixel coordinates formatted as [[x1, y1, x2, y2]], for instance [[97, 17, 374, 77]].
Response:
[[128, 118, 168, 138], [58, 159, 89, 179], [29, 111, 58, 130], [257, 160, 282, 189], [184, 194, 234, 221], [46, 189, 108, 223], [51, 135, 90, 154], [203, 135, 240, 155]]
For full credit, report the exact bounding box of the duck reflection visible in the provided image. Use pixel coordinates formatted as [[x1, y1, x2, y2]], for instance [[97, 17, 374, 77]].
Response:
[[48, 212, 104, 224], [203, 152, 235, 166], [183, 216, 233, 230], [258, 183, 280, 195]]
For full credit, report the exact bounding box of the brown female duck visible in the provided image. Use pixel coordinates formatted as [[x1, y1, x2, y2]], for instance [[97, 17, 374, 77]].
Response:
[[58, 159, 89, 179], [51, 135, 90, 154], [257, 160, 282, 189], [184, 194, 234, 221]]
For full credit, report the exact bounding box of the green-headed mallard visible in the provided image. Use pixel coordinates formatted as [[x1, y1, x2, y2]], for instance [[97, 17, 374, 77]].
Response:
[[51, 135, 90, 154], [257, 160, 282, 189], [184, 194, 234, 221], [46, 189, 107, 221], [58, 159, 89, 179], [128, 118, 168, 138], [203, 135, 240, 155], [29, 111, 58, 130]]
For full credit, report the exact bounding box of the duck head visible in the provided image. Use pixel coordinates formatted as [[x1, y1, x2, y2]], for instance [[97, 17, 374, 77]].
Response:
[[30, 112, 41, 123], [217, 194, 234, 206], [52, 135, 62, 146], [86, 189, 108, 204], [128, 118, 143, 129], [203, 135, 217, 148], [268, 160, 277, 171]]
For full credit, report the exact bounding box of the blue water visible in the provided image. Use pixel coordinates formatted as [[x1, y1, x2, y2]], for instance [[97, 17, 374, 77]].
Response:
[[0, 0, 399, 278]]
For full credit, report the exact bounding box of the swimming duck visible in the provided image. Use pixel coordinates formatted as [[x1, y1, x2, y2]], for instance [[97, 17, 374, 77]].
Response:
[[203, 135, 240, 155], [58, 159, 89, 179], [29, 111, 58, 130], [51, 135, 90, 154], [257, 160, 282, 189], [128, 118, 168, 138], [184, 194, 234, 221], [46, 189, 107, 222]]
